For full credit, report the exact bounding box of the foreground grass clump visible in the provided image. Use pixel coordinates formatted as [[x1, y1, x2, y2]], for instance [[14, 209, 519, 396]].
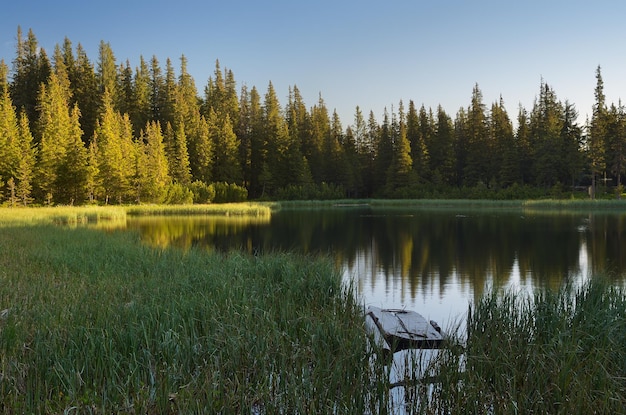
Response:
[[417, 278, 626, 414], [0, 225, 386, 414]]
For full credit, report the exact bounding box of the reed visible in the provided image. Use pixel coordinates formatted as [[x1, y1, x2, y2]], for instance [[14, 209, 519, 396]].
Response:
[[0, 223, 388, 413], [413, 277, 626, 414], [0, 225, 386, 414], [0, 206, 127, 227], [125, 203, 274, 217], [523, 198, 626, 212]]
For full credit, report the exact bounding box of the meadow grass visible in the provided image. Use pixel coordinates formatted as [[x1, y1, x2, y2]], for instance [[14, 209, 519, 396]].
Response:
[[0, 206, 127, 227], [0, 223, 389, 414], [412, 277, 626, 414], [125, 203, 274, 217]]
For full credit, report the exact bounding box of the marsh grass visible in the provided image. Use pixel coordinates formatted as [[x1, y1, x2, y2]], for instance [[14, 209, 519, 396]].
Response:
[[0, 206, 127, 227], [412, 278, 626, 414], [278, 198, 626, 214], [522, 198, 626, 212], [125, 203, 274, 217], [0, 224, 388, 414]]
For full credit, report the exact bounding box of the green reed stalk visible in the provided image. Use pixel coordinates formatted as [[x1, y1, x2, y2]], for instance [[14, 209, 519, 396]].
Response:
[[414, 278, 626, 414], [0, 224, 387, 413]]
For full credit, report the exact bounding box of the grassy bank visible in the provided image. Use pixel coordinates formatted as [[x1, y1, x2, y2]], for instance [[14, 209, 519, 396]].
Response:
[[413, 278, 626, 414], [0, 206, 127, 227], [277, 198, 626, 212], [0, 224, 387, 414], [125, 202, 274, 217]]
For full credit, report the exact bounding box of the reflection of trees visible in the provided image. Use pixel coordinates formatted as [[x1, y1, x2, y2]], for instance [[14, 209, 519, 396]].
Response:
[[586, 214, 626, 278], [127, 209, 626, 303], [128, 216, 271, 251]]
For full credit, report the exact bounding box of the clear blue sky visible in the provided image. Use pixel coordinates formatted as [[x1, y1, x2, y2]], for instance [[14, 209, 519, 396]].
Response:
[[2, 0, 625, 126]]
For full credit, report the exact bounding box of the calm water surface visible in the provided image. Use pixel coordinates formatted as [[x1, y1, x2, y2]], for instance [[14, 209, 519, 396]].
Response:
[[125, 206, 626, 328]]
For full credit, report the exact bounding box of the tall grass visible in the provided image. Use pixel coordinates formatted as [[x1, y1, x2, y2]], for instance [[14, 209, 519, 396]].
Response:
[[0, 224, 388, 414], [413, 278, 626, 414], [0, 206, 127, 227], [125, 203, 274, 217]]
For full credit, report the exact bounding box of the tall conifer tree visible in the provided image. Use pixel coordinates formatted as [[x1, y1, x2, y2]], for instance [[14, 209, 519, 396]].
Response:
[[589, 65, 607, 198], [139, 120, 169, 202], [15, 112, 36, 205], [11, 27, 51, 134]]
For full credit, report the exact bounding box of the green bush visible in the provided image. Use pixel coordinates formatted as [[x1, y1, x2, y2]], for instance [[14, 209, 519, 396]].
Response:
[[189, 180, 215, 203], [212, 182, 248, 203], [163, 183, 194, 204]]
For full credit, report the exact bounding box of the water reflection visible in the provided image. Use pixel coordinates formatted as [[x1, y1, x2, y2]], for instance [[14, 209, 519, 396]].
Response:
[[124, 207, 626, 323]]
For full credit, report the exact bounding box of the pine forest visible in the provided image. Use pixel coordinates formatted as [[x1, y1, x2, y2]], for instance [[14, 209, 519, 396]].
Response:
[[0, 27, 624, 206]]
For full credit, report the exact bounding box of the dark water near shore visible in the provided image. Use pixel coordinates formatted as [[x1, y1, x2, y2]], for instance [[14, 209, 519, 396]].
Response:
[[125, 206, 626, 327]]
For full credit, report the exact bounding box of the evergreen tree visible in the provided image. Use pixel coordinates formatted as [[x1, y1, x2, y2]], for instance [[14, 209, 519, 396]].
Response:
[[224, 68, 240, 126], [93, 89, 135, 203], [606, 101, 626, 195], [238, 84, 253, 188], [139, 120, 170, 202], [433, 105, 456, 186], [589, 65, 607, 198], [130, 56, 151, 137], [52, 44, 71, 102], [386, 101, 414, 192], [96, 41, 118, 104], [86, 136, 100, 203], [411, 103, 431, 181], [10, 27, 51, 134], [561, 101, 584, 188], [149, 55, 165, 122], [374, 109, 393, 194], [203, 60, 240, 124], [307, 95, 330, 183], [352, 106, 367, 155], [341, 125, 361, 196], [165, 120, 192, 185], [36, 72, 85, 204], [172, 55, 200, 185], [70, 44, 99, 143], [56, 104, 88, 204], [246, 86, 265, 197], [174, 55, 201, 131], [210, 110, 242, 184], [191, 115, 213, 183], [454, 108, 468, 187], [463, 84, 489, 186], [362, 110, 379, 196], [160, 58, 177, 128], [489, 96, 514, 187], [285, 86, 310, 157], [15, 111, 36, 205], [324, 109, 346, 185], [0, 59, 8, 96], [0, 77, 20, 190], [516, 106, 533, 185], [530, 81, 564, 188], [117, 60, 134, 117], [203, 59, 224, 116], [261, 82, 290, 192]]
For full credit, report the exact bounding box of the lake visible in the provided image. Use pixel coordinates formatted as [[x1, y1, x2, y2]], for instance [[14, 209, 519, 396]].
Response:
[[124, 205, 626, 329]]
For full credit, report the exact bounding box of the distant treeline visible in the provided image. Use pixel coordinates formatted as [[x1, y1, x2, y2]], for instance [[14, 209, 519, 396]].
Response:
[[0, 27, 622, 205]]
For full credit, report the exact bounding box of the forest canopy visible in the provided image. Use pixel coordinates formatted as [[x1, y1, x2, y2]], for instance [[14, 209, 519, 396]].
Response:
[[0, 27, 624, 206]]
